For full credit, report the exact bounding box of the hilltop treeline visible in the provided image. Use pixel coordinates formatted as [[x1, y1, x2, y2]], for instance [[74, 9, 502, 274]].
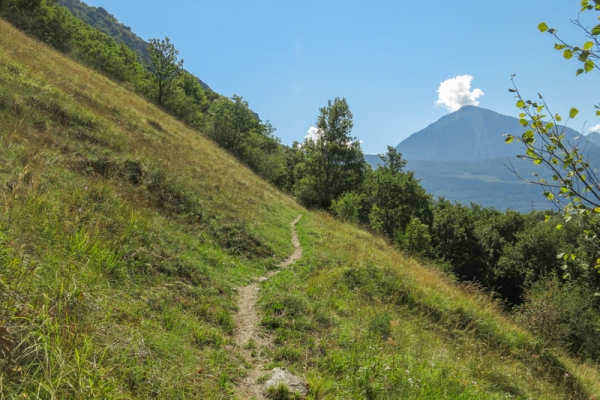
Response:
[[2, 0, 599, 364]]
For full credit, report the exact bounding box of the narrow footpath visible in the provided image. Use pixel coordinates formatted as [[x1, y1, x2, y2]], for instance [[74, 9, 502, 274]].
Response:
[[233, 215, 303, 400]]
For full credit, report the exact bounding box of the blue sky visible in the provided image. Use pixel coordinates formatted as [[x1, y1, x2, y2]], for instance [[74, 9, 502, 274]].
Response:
[[82, 0, 598, 154]]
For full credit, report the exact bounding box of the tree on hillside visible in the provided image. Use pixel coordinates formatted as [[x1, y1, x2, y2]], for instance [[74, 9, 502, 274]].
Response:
[[367, 146, 431, 238], [505, 1, 600, 278], [148, 37, 183, 105], [205, 95, 258, 158], [294, 97, 367, 209]]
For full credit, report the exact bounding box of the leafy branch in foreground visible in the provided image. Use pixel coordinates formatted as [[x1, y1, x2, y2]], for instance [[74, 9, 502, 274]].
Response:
[[504, 1, 600, 279], [537, 0, 600, 77]]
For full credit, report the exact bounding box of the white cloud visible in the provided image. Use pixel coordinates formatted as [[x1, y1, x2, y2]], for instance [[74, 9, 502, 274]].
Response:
[[305, 126, 322, 142], [589, 124, 600, 133], [435, 75, 484, 112], [303, 127, 363, 147]]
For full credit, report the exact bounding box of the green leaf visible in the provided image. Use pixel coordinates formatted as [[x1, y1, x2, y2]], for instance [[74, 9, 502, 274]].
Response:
[[508, 88, 516, 93], [570, 107, 579, 118], [556, 114, 562, 121], [584, 41, 594, 50], [538, 22, 549, 32], [564, 49, 573, 59], [505, 135, 514, 144], [554, 43, 567, 50], [534, 159, 543, 165], [585, 60, 595, 72], [523, 130, 535, 139], [556, 224, 563, 230], [543, 191, 555, 200], [519, 118, 528, 127], [516, 100, 526, 108], [592, 24, 600, 35]]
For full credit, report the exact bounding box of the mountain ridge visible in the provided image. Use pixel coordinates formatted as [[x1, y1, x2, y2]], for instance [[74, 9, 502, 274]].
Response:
[[395, 105, 588, 162], [57, 0, 212, 91]]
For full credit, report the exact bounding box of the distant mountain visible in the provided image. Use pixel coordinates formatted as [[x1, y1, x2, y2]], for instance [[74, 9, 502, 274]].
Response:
[[365, 154, 549, 212], [587, 131, 600, 146], [57, 0, 212, 91], [395, 105, 587, 162], [365, 106, 600, 211]]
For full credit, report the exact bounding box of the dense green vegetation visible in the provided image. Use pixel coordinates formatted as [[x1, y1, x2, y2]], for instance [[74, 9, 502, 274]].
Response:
[[1, 1, 600, 398], [57, 0, 149, 61]]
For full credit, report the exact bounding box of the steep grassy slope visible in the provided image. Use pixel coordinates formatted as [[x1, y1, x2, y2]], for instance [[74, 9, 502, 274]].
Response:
[[1, 18, 600, 399], [0, 17, 301, 399]]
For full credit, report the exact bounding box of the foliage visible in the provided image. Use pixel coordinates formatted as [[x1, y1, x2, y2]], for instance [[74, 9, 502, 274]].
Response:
[[295, 98, 367, 209], [204, 95, 286, 186], [148, 37, 184, 105], [515, 277, 600, 361], [396, 217, 433, 258], [367, 147, 432, 239], [57, 0, 150, 61], [505, 1, 600, 279], [330, 191, 365, 225]]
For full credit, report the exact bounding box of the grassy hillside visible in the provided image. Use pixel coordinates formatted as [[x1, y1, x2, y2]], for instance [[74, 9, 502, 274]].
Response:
[[1, 18, 600, 399]]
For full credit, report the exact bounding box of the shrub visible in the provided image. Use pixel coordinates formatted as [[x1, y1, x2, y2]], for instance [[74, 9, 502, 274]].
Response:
[[514, 277, 600, 361]]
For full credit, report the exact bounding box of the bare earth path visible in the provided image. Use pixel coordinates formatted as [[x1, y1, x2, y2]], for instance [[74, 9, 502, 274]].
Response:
[[233, 215, 303, 400]]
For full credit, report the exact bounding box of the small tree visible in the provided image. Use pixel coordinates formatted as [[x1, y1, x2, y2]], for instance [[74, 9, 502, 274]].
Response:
[[396, 217, 433, 258], [148, 37, 184, 105], [367, 146, 431, 238], [295, 97, 366, 209], [330, 191, 365, 224]]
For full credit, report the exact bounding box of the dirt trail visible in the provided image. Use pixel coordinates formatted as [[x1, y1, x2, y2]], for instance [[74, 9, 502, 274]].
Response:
[[233, 215, 303, 400]]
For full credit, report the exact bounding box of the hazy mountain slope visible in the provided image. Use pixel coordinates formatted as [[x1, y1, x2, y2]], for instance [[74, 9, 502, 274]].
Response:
[[588, 131, 600, 146], [365, 154, 553, 211], [1, 18, 599, 399], [57, 0, 148, 59], [57, 0, 212, 90], [396, 105, 587, 162]]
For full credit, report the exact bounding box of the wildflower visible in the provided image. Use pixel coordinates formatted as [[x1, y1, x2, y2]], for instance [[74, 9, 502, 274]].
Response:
[[428, 361, 435, 368], [405, 370, 410, 374], [384, 364, 391, 371], [408, 378, 414, 385]]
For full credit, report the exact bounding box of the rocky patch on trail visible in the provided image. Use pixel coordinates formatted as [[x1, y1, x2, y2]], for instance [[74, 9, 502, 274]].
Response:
[[264, 367, 309, 396]]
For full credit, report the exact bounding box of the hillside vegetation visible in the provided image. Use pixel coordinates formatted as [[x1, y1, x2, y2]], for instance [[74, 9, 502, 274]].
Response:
[[1, 16, 600, 400]]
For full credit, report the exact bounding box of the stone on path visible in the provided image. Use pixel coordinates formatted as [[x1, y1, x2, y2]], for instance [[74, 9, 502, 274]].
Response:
[[264, 367, 309, 396]]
